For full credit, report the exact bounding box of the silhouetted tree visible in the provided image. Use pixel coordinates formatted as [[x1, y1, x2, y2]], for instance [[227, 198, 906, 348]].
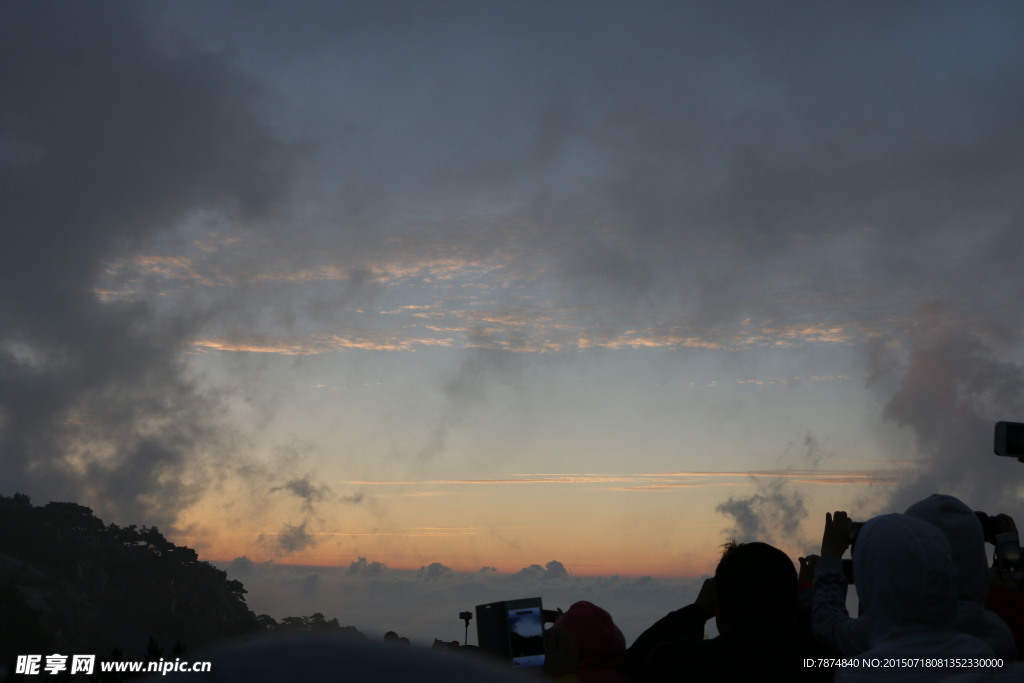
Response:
[[0, 492, 262, 661]]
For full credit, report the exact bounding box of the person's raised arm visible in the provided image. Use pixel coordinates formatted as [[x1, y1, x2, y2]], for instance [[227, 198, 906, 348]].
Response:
[[812, 511, 870, 655]]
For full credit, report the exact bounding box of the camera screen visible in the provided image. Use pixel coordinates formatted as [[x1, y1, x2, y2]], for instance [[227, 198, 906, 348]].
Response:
[[507, 606, 545, 668]]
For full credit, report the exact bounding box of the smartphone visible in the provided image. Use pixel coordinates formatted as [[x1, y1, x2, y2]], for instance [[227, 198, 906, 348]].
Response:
[[995, 422, 1024, 458], [841, 558, 855, 585]]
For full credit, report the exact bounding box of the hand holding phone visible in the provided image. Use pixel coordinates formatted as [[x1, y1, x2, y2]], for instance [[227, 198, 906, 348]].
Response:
[[821, 511, 852, 559]]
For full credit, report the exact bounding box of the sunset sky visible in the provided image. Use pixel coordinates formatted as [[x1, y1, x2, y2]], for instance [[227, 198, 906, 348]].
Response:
[[4, 1, 1024, 636]]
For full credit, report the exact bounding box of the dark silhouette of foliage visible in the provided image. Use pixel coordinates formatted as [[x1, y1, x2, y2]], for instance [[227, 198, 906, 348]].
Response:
[[0, 581, 53, 665], [256, 613, 279, 631], [273, 612, 365, 638], [0, 493, 260, 665], [0, 492, 366, 680]]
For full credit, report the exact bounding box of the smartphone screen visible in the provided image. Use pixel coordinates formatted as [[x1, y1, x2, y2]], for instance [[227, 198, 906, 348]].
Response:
[[475, 597, 545, 665], [507, 606, 545, 668]]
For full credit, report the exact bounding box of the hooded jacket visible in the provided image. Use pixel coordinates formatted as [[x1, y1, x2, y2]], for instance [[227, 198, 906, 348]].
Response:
[[836, 514, 993, 682], [552, 601, 628, 683], [813, 495, 1014, 659], [904, 494, 1015, 658]]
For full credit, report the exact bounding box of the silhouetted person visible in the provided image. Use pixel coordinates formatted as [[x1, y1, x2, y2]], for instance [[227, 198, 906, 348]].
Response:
[[623, 541, 804, 682], [544, 601, 628, 683], [982, 513, 1024, 658]]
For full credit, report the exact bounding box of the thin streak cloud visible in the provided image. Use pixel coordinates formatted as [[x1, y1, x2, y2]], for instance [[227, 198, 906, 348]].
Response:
[[341, 470, 903, 489]]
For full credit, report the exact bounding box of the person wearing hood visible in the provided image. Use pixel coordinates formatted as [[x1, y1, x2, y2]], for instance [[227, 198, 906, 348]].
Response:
[[544, 601, 629, 683], [826, 513, 994, 682], [812, 495, 1014, 659], [905, 494, 1015, 658]]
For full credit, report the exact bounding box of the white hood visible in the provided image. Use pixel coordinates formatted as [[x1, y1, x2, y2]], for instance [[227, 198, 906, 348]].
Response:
[[853, 513, 958, 641], [904, 493, 990, 603], [903, 494, 1015, 657]]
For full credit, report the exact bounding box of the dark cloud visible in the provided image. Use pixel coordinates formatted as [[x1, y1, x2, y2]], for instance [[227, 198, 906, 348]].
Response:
[[716, 433, 828, 549], [271, 477, 330, 513], [162, 1, 1024, 351], [338, 4, 1021, 321], [880, 302, 1024, 513], [347, 557, 387, 577], [513, 560, 570, 581], [0, 3, 293, 526], [414, 346, 531, 461], [417, 562, 453, 580], [270, 521, 317, 555], [801, 432, 830, 469], [113, 2, 1024, 350], [716, 479, 808, 547]]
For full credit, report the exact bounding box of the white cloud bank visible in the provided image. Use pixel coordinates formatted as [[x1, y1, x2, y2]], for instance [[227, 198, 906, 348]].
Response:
[[224, 557, 706, 646]]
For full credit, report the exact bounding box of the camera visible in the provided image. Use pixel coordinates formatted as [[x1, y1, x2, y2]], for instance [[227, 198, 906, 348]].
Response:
[[994, 422, 1024, 460], [475, 598, 546, 668], [977, 512, 1023, 581]]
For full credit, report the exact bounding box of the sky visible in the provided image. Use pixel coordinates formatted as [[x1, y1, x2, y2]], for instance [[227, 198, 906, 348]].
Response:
[[3, 0, 1024, 643]]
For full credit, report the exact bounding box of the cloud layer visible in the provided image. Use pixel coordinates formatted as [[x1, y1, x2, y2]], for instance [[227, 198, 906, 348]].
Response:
[[3, 1, 1024, 574], [226, 556, 704, 646], [0, 2, 293, 525]]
